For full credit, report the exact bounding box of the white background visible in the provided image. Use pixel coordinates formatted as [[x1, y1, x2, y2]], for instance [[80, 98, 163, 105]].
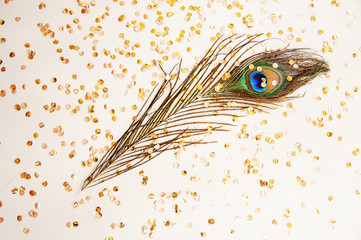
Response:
[[0, 0, 361, 239]]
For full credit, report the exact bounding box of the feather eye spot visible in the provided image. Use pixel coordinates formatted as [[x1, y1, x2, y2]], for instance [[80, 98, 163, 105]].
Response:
[[245, 66, 282, 94], [249, 71, 268, 92]]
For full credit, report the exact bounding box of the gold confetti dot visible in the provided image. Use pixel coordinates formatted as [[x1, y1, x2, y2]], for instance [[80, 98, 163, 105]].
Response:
[[39, 2, 46, 9]]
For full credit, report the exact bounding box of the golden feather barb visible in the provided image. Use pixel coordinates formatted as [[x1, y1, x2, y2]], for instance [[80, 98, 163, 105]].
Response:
[[82, 34, 329, 190]]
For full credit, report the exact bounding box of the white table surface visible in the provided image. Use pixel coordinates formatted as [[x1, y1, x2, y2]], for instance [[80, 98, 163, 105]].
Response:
[[0, 0, 361, 239]]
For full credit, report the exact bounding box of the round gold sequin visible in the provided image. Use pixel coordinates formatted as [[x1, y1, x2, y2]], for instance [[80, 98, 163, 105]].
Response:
[[326, 132, 333, 137]]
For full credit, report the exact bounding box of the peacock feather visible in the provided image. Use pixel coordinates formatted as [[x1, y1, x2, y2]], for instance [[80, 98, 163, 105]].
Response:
[[82, 34, 329, 190]]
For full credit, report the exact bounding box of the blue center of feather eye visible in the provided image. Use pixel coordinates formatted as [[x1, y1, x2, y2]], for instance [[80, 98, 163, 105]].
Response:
[[249, 71, 267, 93]]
